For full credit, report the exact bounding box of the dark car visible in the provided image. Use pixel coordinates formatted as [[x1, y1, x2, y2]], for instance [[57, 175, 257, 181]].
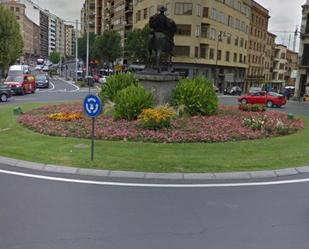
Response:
[[35, 74, 49, 88], [224, 86, 242, 95], [0, 84, 12, 102]]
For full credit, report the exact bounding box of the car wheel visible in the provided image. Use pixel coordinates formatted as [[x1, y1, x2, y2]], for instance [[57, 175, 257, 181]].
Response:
[[266, 100, 273, 108], [241, 99, 247, 104], [0, 94, 8, 102]]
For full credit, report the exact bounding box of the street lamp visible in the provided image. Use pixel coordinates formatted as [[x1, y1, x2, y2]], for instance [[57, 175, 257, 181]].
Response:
[[215, 31, 225, 92]]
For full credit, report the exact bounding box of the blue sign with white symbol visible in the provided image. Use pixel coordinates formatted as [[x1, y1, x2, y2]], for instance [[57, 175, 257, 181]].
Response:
[[83, 95, 102, 118]]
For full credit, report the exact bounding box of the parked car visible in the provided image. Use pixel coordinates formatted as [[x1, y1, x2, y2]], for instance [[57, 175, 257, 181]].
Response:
[[42, 65, 49, 72], [238, 91, 286, 108], [4, 74, 36, 95], [35, 65, 43, 71], [0, 84, 12, 102], [35, 74, 49, 88], [224, 86, 242, 95]]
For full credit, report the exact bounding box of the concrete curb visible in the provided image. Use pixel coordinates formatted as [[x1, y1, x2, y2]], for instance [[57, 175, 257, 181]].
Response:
[[1, 155, 309, 181]]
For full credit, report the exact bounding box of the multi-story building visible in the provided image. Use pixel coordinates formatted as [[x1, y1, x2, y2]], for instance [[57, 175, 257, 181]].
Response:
[[245, 0, 270, 91], [133, 0, 251, 91], [271, 44, 287, 92], [264, 32, 276, 83], [1, 0, 40, 63], [48, 13, 57, 54], [285, 49, 298, 87], [295, 0, 309, 97], [56, 17, 66, 57], [64, 24, 76, 58], [40, 10, 49, 58], [81, 0, 96, 35]]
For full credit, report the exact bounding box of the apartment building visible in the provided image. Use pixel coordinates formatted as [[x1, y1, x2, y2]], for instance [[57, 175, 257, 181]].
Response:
[[133, 0, 251, 90], [295, 0, 309, 97], [271, 44, 287, 92], [245, 0, 270, 91], [40, 10, 49, 58], [48, 13, 57, 54], [285, 49, 298, 87], [1, 0, 40, 63], [64, 24, 76, 58], [81, 0, 96, 35], [264, 32, 276, 83], [56, 17, 66, 57]]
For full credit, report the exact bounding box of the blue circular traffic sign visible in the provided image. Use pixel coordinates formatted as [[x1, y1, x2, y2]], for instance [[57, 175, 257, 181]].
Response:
[[83, 95, 102, 118]]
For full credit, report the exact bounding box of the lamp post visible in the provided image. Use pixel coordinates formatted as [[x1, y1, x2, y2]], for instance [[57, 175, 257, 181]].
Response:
[[215, 31, 225, 92]]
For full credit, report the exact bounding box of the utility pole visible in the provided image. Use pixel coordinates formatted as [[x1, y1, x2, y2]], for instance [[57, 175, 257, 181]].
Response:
[[75, 19, 78, 83], [86, 0, 90, 81]]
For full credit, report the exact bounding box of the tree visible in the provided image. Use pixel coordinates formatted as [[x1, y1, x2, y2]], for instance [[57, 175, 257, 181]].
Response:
[[78, 32, 96, 62], [94, 31, 122, 68], [48, 51, 61, 64], [125, 25, 150, 65], [0, 5, 23, 76]]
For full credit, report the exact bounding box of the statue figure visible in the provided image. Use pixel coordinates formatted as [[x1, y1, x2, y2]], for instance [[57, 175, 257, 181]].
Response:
[[148, 6, 177, 72]]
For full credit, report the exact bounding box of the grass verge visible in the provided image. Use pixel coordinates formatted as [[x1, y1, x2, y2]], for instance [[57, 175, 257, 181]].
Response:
[[0, 102, 308, 173]]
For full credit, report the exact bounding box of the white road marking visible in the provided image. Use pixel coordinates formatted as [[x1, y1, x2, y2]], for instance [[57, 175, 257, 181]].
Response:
[[61, 79, 80, 92], [0, 169, 309, 188]]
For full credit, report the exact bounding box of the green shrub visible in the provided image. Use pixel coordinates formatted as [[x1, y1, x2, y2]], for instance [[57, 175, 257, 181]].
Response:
[[114, 84, 154, 120], [99, 73, 139, 103], [171, 77, 218, 116]]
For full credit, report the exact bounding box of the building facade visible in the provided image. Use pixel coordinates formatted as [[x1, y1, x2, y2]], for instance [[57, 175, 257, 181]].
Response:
[[65, 24, 76, 58], [264, 32, 276, 83], [1, 0, 40, 63], [81, 0, 96, 35], [245, 0, 270, 91], [295, 0, 309, 97], [40, 10, 49, 58], [133, 0, 251, 91], [271, 44, 287, 92], [48, 13, 57, 54], [56, 17, 66, 57], [285, 49, 298, 87]]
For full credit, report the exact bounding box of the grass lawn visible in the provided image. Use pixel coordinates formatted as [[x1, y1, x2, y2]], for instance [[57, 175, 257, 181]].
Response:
[[0, 102, 308, 173]]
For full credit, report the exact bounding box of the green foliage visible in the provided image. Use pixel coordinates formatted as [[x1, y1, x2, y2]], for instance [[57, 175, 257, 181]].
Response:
[[78, 32, 96, 62], [114, 84, 154, 121], [94, 31, 122, 66], [0, 5, 23, 75], [99, 73, 139, 102], [48, 51, 61, 64], [125, 25, 150, 64], [239, 104, 266, 112], [171, 77, 218, 116]]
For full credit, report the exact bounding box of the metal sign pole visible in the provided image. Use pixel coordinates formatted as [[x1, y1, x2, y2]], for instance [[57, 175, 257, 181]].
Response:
[[91, 117, 95, 161]]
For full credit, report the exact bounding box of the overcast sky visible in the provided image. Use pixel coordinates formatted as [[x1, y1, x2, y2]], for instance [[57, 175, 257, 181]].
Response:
[[38, 0, 306, 48]]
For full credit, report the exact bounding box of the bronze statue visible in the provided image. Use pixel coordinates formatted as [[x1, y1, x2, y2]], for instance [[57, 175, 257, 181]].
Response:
[[148, 6, 177, 72]]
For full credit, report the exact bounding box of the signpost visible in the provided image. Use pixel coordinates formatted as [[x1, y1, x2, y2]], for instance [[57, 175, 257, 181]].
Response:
[[83, 95, 102, 161]]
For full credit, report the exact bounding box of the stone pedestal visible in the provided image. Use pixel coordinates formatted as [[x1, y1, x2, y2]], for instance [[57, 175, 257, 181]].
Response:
[[135, 71, 181, 105]]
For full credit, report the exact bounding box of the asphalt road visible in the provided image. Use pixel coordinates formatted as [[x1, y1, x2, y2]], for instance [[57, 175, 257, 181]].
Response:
[[0, 167, 309, 249], [1, 78, 309, 248]]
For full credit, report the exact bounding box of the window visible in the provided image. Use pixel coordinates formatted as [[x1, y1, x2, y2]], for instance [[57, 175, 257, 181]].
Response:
[[209, 48, 215, 59], [239, 54, 243, 63], [136, 10, 141, 22], [201, 24, 208, 38], [176, 24, 191, 36], [235, 36, 238, 46], [16, 7, 20, 12], [149, 6, 155, 16], [175, 3, 193, 15], [197, 4, 202, 17], [217, 50, 222, 60], [143, 8, 148, 19], [227, 34, 231, 44], [203, 7, 208, 17], [226, 51, 230, 62], [174, 46, 190, 56], [234, 53, 237, 62], [200, 44, 207, 58], [195, 47, 199, 57]]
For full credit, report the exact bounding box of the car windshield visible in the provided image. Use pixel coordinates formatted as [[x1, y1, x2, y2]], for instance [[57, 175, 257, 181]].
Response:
[[35, 75, 46, 81], [268, 92, 281, 97], [5, 75, 23, 83], [8, 70, 24, 76]]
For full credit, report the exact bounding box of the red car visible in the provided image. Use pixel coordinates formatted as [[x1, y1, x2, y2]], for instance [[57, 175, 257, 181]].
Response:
[[4, 74, 36, 95], [238, 91, 286, 108]]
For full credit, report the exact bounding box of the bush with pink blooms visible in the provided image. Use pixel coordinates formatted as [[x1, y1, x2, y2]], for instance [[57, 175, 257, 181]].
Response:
[[17, 103, 304, 143]]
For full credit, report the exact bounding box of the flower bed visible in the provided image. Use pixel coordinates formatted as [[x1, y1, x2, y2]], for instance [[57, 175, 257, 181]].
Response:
[[17, 103, 304, 143]]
